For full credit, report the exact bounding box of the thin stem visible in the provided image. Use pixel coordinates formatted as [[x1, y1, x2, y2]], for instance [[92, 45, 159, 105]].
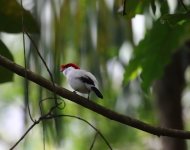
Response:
[[9, 121, 39, 150], [20, 0, 34, 123], [123, 0, 127, 15], [178, 0, 188, 11], [10, 110, 112, 150], [24, 31, 58, 105], [44, 114, 112, 150], [89, 132, 98, 150], [9, 102, 60, 150]]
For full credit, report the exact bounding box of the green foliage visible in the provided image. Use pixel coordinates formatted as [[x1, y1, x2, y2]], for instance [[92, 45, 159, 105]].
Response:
[[0, 0, 39, 33], [160, 0, 169, 14], [124, 0, 150, 19], [0, 0, 39, 82], [0, 40, 14, 83], [160, 12, 190, 26], [124, 21, 186, 91]]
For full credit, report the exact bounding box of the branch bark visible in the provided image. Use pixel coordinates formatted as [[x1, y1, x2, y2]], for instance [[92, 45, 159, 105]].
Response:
[[1, 54, 190, 139]]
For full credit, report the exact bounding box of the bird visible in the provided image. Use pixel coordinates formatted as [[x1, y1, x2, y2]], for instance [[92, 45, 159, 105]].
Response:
[[60, 63, 103, 99]]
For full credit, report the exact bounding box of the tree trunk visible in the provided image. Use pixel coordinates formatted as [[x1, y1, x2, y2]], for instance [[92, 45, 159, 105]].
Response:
[[154, 48, 190, 150]]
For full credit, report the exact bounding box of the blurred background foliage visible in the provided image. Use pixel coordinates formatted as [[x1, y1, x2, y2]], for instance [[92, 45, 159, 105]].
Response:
[[0, 0, 190, 150]]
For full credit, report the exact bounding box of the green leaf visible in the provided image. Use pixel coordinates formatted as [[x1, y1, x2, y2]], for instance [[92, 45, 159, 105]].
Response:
[[0, 40, 14, 83], [159, 0, 169, 14], [124, 21, 185, 91], [123, 0, 150, 19], [160, 12, 190, 26], [0, 0, 39, 33]]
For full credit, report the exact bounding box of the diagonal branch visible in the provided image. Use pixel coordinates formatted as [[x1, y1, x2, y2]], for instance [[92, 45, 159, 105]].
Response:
[[1, 54, 190, 139]]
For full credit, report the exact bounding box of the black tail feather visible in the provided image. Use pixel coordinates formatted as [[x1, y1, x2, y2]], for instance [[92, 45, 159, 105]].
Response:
[[91, 87, 103, 99]]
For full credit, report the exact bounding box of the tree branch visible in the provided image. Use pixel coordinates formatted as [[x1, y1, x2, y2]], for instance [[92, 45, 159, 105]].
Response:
[[1, 54, 190, 139]]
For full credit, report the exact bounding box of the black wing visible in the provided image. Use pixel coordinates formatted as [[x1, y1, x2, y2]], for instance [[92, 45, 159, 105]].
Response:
[[91, 87, 103, 99], [78, 75, 95, 86]]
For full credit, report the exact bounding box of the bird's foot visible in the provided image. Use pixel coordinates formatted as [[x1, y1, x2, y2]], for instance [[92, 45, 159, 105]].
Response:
[[87, 92, 90, 100], [73, 91, 77, 94]]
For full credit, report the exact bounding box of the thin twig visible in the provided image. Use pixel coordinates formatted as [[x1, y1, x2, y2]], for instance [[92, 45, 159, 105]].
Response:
[[9, 101, 61, 150], [123, 0, 127, 15], [45, 114, 112, 150], [10, 110, 112, 150], [9, 120, 39, 150], [20, 0, 34, 123], [39, 97, 66, 111], [89, 132, 98, 150], [24, 31, 58, 105], [39, 96, 45, 150], [24, 30, 59, 150], [38, 97, 64, 150], [178, 0, 188, 11]]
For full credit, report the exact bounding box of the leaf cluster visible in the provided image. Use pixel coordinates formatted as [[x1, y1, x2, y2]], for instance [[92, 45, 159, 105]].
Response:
[[0, 0, 39, 83], [123, 0, 190, 91]]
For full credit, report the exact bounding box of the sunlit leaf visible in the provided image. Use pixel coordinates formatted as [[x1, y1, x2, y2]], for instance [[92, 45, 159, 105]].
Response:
[[124, 21, 185, 91], [122, 0, 150, 19], [123, 1, 143, 18], [0, 40, 14, 83], [0, 0, 39, 33]]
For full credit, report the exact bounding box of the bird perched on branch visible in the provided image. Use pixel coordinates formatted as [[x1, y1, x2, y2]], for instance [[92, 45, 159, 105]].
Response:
[[60, 63, 103, 99]]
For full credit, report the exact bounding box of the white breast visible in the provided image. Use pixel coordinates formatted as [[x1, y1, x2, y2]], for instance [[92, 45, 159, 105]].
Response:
[[63, 67, 98, 93]]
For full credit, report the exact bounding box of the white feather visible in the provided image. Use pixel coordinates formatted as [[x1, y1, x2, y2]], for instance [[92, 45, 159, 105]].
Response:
[[63, 67, 99, 94]]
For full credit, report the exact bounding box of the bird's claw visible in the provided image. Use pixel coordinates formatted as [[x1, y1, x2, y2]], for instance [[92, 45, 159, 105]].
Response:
[[73, 91, 77, 94]]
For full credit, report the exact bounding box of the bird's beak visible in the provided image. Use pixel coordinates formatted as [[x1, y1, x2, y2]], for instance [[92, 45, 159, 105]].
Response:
[[60, 68, 63, 72]]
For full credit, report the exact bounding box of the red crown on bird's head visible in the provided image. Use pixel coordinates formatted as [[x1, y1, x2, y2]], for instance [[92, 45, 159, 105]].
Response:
[[60, 63, 80, 72]]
